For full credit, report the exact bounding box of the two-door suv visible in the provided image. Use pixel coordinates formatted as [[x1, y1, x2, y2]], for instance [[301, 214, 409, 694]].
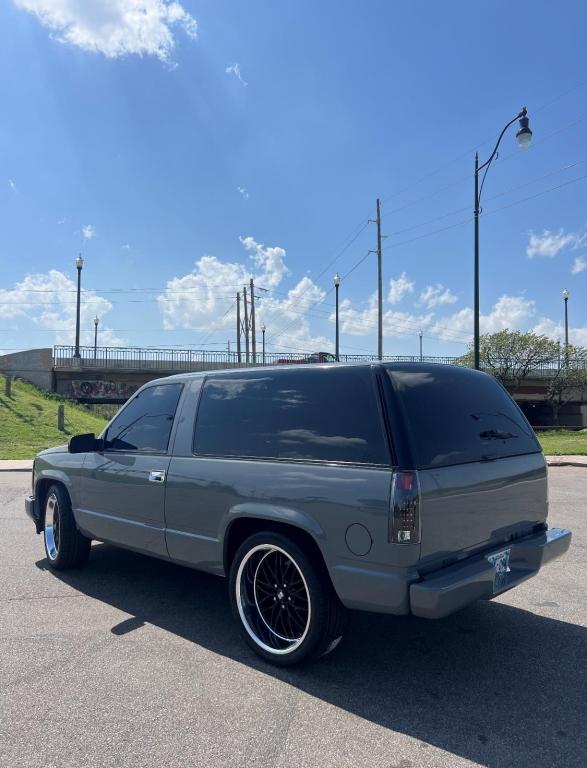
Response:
[[25, 363, 571, 665]]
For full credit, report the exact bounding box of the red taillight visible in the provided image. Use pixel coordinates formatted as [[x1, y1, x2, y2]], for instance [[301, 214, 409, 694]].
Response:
[[390, 470, 421, 544], [398, 473, 414, 492]]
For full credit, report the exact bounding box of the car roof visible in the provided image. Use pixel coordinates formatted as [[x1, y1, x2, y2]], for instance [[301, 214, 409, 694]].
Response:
[[148, 361, 483, 387]]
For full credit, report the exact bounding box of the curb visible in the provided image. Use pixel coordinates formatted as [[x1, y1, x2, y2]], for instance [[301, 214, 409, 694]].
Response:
[[0, 467, 32, 472], [0, 462, 33, 472]]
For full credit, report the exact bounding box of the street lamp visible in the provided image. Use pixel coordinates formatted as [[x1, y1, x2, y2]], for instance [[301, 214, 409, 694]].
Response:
[[418, 330, 423, 362], [473, 107, 532, 369], [261, 323, 266, 365], [74, 254, 84, 359], [334, 272, 341, 361], [563, 289, 570, 364], [93, 316, 99, 360]]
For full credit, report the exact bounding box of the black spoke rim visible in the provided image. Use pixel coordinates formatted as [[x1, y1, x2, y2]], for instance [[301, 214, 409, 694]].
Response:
[[236, 545, 311, 655]]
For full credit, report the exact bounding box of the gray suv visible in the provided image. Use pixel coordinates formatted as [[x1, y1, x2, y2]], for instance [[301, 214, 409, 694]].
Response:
[[25, 363, 571, 665]]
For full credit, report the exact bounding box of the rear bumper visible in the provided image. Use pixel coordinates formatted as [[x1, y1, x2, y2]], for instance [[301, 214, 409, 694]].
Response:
[[25, 495, 43, 534], [410, 527, 572, 619]]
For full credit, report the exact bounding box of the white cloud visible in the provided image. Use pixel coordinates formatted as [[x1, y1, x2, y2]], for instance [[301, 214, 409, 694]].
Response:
[[388, 272, 414, 305], [121, 243, 131, 250], [239, 236, 289, 289], [335, 292, 432, 340], [82, 224, 96, 240], [571, 255, 586, 274], [533, 317, 587, 348], [0, 269, 122, 345], [8, 179, 17, 193], [225, 62, 247, 86], [13, 0, 197, 62], [419, 283, 458, 309], [431, 295, 536, 341], [157, 237, 330, 352], [526, 228, 585, 258], [237, 186, 249, 199]]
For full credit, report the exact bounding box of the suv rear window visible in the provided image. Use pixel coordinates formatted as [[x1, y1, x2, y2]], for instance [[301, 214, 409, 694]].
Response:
[[194, 367, 389, 465], [386, 366, 540, 469]]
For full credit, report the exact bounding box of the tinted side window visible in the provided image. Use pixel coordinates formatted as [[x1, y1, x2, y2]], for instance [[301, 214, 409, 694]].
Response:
[[194, 368, 389, 465], [387, 367, 540, 469], [106, 383, 183, 453]]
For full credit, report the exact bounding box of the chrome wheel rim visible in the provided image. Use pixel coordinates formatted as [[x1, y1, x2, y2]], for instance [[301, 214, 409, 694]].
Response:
[[44, 493, 60, 561], [236, 545, 311, 655]]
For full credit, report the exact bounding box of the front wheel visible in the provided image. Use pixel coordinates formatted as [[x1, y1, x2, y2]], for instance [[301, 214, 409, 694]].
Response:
[[43, 484, 91, 570], [229, 532, 347, 666]]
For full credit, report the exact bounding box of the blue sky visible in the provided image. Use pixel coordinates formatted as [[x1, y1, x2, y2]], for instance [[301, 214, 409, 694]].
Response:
[[0, 0, 586, 358]]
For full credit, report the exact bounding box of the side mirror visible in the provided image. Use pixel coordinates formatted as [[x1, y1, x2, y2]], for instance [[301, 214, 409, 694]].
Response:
[[68, 433, 101, 453]]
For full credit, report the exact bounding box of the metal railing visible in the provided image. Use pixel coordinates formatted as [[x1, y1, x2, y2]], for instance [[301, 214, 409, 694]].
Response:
[[53, 345, 462, 371], [52, 345, 586, 377]]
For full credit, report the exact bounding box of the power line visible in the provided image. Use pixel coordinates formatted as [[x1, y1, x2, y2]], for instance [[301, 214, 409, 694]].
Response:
[[269, 169, 587, 349], [384, 169, 587, 253], [483, 170, 587, 219], [311, 220, 371, 283], [380, 111, 587, 220], [379, 80, 587, 207], [387, 155, 587, 239]]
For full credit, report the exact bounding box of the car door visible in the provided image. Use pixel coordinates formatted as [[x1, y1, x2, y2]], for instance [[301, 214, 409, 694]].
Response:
[[77, 382, 183, 558]]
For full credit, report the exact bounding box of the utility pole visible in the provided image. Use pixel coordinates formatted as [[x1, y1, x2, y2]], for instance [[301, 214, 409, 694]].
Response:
[[369, 200, 384, 360], [473, 152, 480, 370], [376, 198, 383, 360], [250, 277, 256, 364], [243, 286, 250, 364], [236, 292, 242, 363], [334, 273, 341, 361]]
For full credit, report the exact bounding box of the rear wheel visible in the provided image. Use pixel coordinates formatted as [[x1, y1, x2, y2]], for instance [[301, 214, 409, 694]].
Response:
[[43, 484, 91, 570], [229, 531, 347, 666]]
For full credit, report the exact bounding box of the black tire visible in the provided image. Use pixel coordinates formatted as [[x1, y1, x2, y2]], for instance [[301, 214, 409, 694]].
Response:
[[43, 484, 91, 570], [229, 531, 347, 666]]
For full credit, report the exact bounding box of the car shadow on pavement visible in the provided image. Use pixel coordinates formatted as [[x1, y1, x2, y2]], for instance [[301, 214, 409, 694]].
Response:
[[39, 543, 586, 768]]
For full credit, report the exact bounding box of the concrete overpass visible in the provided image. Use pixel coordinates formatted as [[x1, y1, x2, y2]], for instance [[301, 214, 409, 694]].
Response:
[[1, 345, 586, 427]]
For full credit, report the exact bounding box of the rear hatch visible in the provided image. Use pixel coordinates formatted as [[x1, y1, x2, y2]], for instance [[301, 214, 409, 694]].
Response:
[[386, 365, 547, 565]]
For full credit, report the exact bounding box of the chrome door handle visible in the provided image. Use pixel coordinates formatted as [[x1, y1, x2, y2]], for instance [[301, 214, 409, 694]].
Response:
[[149, 470, 166, 483]]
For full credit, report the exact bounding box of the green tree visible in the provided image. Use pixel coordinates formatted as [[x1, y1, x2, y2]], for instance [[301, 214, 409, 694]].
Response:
[[458, 330, 559, 386], [544, 346, 587, 426]]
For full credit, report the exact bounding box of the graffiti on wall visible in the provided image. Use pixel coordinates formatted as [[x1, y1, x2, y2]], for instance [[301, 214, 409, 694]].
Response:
[[72, 380, 139, 400]]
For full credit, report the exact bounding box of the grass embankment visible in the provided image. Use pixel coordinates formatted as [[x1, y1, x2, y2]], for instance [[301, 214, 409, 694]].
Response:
[[536, 429, 587, 456], [0, 375, 108, 459]]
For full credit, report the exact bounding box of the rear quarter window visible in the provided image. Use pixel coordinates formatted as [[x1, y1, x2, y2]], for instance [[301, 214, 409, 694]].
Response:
[[387, 367, 541, 469], [194, 367, 389, 465]]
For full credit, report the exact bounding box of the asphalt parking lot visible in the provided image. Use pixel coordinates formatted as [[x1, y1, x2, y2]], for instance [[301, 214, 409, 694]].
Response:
[[0, 468, 585, 768]]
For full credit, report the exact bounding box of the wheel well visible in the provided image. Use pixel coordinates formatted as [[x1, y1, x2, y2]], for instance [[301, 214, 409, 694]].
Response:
[[35, 479, 66, 527], [224, 518, 331, 582]]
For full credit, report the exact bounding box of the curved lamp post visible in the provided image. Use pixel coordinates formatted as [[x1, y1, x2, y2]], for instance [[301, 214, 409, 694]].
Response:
[[473, 108, 532, 369], [74, 254, 84, 359], [334, 272, 341, 361]]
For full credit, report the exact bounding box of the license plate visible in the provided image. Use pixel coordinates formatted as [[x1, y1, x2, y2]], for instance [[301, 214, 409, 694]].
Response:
[[487, 548, 511, 593]]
